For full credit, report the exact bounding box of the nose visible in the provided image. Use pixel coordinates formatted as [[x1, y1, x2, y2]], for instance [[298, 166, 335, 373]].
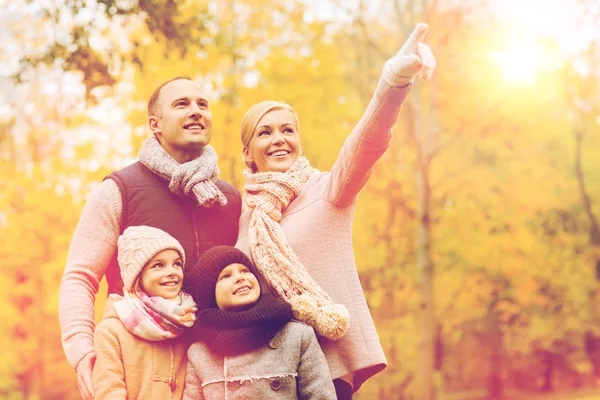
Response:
[[165, 264, 178, 276], [271, 129, 285, 144], [233, 272, 246, 284], [188, 102, 201, 118]]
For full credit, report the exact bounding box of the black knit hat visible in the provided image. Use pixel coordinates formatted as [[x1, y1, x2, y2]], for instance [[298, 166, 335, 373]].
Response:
[[186, 246, 257, 311]]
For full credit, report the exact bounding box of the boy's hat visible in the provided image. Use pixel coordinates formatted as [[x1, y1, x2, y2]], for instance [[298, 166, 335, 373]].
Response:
[[186, 246, 256, 310], [117, 225, 185, 292]]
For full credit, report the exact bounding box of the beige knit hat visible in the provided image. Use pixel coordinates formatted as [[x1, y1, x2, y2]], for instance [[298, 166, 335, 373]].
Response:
[[117, 226, 186, 292]]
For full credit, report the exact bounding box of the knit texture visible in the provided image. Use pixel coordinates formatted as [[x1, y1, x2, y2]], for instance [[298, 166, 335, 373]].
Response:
[[117, 225, 186, 292], [139, 136, 227, 207], [186, 245, 293, 356], [193, 292, 292, 356], [110, 290, 197, 341], [186, 245, 255, 310], [243, 156, 350, 341]]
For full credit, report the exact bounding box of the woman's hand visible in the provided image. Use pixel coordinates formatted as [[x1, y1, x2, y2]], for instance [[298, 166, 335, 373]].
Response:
[[388, 23, 436, 84]]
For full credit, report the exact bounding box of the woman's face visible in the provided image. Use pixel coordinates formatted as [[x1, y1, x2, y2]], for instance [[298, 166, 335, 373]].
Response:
[[243, 108, 301, 173]]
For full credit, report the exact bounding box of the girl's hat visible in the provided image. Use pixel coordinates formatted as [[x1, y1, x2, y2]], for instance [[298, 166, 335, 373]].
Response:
[[117, 225, 186, 292], [186, 246, 256, 310]]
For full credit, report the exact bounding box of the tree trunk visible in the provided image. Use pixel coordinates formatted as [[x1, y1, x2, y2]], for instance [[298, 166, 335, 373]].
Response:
[[487, 310, 504, 399], [417, 156, 436, 400], [574, 127, 600, 379]]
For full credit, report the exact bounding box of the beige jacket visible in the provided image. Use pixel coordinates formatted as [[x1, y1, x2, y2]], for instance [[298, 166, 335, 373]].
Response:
[[92, 304, 189, 400]]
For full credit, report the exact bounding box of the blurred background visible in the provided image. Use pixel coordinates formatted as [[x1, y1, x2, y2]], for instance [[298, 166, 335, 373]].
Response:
[[1, 0, 599, 399]]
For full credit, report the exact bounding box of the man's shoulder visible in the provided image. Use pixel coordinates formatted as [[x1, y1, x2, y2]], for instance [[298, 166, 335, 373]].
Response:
[[105, 161, 145, 181]]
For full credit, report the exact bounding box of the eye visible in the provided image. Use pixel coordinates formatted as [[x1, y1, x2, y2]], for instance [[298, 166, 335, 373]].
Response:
[[175, 101, 187, 107], [152, 263, 163, 269], [284, 127, 295, 133], [198, 101, 209, 109], [219, 273, 231, 281], [174, 261, 183, 268], [258, 130, 270, 137]]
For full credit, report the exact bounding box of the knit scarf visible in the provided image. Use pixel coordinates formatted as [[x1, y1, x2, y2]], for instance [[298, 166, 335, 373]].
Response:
[[243, 156, 350, 341], [194, 292, 293, 356], [110, 289, 198, 341], [139, 136, 227, 207]]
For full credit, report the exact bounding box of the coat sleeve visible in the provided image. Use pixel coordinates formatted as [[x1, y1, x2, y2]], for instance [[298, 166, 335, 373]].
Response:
[[92, 321, 128, 399], [58, 179, 122, 368], [296, 326, 337, 399], [320, 63, 411, 208], [183, 346, 205, 400]]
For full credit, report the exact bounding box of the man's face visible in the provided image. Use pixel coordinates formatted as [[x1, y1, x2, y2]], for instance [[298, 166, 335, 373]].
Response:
[[149, 79, 213, 162]]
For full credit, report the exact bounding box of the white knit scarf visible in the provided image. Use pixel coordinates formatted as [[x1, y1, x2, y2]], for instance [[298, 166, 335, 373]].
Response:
[[139, 136, 227, 207], [243, 156, 349, 340]]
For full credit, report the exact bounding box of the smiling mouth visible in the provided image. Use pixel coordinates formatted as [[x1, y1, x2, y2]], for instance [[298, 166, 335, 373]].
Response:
[[160, 281, 179, 287], [233, 286, 252, 295], [268, 150, 290, 157], [183, 122, 205, 130]]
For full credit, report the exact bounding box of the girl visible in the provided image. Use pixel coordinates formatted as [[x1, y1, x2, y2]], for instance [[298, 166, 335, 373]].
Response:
[[92, 225, 197, 400], [183, 245, 336, 399]]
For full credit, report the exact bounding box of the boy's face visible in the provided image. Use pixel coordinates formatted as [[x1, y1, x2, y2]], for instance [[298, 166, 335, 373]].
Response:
[[215, 263, 261, 312], [139, 249, 184, 299]]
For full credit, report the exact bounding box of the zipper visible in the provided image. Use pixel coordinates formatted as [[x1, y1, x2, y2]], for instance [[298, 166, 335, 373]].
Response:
[[192, 213, 200, 262]]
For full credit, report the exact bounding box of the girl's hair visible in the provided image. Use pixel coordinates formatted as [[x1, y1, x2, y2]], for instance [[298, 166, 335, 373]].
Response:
[[240, 101, 300, 167]]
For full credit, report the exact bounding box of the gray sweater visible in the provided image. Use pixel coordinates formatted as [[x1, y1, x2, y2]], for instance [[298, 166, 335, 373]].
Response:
[[183, 321, 336, 399]]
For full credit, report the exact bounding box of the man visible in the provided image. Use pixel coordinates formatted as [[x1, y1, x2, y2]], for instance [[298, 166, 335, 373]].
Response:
[[59, 77, 241, 400]]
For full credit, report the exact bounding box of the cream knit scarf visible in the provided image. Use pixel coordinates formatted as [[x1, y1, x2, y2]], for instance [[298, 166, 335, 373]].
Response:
[[139, 136, 227, 207], [243, 156, 349, 340]]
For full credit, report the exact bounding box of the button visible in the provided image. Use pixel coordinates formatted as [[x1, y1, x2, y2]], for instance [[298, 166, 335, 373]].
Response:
[[228, 381, 241, 391], [268, 338, 279, 349], [271, 380, 281, 391]]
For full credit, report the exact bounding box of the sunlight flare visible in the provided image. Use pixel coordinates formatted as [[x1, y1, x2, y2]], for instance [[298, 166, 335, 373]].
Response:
[[497, 41, 544, 85]]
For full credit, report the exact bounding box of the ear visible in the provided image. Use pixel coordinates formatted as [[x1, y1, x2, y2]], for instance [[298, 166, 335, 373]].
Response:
[[242, 147, 254, 167], [149, 116, 160, 135]]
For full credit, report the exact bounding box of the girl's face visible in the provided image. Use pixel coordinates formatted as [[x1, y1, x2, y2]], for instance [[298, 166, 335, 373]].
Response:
[[243, 109, 301, 173], [139, 249, 184, 299], [215, 263, 261, 312]]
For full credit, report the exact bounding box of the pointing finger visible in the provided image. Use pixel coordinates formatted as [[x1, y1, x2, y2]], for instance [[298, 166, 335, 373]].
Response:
[[404, 23, 429, 53]]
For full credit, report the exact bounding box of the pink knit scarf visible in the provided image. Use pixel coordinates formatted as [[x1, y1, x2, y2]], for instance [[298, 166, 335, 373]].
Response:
[[110, 289, 197, 341], [243, 156, 349, 340], [139, 136, 227, 207]]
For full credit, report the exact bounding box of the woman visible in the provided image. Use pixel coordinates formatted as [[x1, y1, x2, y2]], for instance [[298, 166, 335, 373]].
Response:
[[235, 23, 436, 398]]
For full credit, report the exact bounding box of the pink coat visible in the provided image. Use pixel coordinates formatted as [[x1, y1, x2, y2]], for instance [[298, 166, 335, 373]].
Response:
[[236, 64, 411, 391]]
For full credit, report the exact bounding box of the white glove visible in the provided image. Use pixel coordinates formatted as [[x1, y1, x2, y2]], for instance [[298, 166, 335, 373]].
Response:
[[388, 23, 436, 83]]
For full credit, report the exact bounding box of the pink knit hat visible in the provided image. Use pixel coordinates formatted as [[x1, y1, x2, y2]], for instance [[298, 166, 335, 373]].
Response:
[[117, 226, 186, 292]]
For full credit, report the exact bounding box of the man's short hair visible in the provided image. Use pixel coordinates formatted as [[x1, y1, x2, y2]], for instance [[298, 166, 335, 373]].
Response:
[[147, 76, 194, 118]]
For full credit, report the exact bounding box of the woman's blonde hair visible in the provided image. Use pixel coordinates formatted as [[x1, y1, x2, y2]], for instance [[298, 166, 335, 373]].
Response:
[[240, 101, 300, 148]]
